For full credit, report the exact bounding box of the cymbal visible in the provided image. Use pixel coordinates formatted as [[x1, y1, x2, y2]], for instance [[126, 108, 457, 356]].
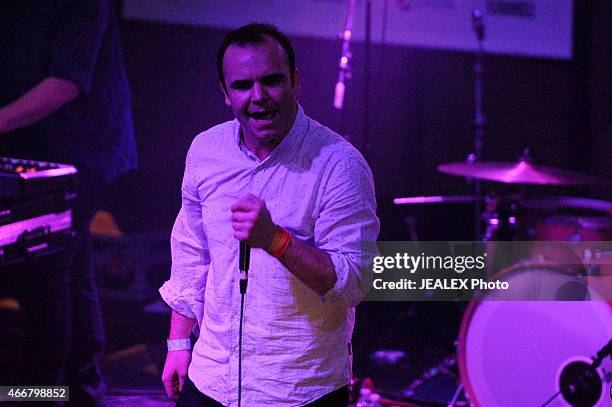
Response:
[[437, 160, 606, 186]]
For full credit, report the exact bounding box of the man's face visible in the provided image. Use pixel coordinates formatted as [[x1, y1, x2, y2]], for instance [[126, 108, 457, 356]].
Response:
[[221, 36, 299, 148]]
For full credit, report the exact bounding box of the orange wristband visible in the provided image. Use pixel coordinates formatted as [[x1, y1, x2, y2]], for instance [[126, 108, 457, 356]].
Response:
[[268, 227, 292, 258]]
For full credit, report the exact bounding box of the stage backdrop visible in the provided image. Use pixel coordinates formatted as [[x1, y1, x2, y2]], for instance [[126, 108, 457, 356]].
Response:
[[113, 0, 611, 380], [116, 0, 612, 242], [123, 0, 573, 59]]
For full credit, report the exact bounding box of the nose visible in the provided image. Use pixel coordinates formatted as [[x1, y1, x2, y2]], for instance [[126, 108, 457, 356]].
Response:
[[251, 82, 268, 103]]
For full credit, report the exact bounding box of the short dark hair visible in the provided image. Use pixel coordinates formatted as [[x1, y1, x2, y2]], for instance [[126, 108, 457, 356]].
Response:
[[216, 23, 296, 90]]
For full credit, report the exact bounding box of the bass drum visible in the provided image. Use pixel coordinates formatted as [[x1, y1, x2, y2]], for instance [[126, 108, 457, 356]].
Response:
[[458, 262, 612, 407]]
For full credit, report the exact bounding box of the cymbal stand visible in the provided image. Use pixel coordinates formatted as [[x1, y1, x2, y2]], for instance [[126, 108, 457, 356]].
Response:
[[471, 9, 486, 240], [447, 383, 464, 407]]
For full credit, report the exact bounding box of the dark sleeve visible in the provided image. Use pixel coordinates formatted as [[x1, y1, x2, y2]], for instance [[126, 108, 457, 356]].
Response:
[[50, 0, 109, 93]]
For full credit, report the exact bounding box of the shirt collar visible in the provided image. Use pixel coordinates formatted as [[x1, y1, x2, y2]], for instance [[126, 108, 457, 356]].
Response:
[[236, 103, 308, 164]]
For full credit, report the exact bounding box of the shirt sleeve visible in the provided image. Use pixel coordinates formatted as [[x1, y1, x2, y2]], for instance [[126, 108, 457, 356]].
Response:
[[159, 148, 210, 323], [316, 153, 380, 308], [50, 0, 109, 93]]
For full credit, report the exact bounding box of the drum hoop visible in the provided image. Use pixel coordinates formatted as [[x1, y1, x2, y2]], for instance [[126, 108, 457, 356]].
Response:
[[457, 299, 482, 407], [493, 259, 581, 280], [520, 196, 612, 230], [521, 196, 612, 212], [534, 215, 612, 230]]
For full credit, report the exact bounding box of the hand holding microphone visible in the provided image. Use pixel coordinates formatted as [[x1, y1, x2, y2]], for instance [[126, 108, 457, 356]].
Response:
[[231, 193, 277, 249], [232, 193, 280, 293]]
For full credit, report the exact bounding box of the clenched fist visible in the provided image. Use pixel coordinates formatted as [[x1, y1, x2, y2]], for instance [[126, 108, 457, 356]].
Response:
[[231, 193, 277, 249]]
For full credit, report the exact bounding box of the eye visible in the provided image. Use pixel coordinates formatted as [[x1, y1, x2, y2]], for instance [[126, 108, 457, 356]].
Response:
[[262, 75, 285, 86], [231, 80, 252, 90]]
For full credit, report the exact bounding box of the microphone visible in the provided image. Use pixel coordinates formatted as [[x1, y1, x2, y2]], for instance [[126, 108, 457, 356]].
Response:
[[333, 78, 346, 110], [333, 0, 356, 110], [239, 241, 250, 294], [471, 9, 485, 42]]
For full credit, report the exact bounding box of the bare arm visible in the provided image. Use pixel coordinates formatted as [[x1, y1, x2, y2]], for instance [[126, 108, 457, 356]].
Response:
[[168, 309, 196, 339], [0, 77, 80, 134], [162, 310, 197, 400], [276, 232, 336, 295]]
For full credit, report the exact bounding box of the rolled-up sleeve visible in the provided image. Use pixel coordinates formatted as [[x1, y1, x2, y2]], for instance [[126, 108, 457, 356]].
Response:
[[159, 150, 210, 323], [316, 154, 380, 308]]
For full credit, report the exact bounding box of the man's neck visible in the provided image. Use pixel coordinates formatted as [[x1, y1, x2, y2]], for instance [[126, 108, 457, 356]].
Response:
[[241, 105, 298, 161], [241, 133, 281, 161]]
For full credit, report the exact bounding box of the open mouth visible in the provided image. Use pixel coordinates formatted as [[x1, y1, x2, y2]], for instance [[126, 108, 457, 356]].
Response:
[[249, 110, 276, 121]]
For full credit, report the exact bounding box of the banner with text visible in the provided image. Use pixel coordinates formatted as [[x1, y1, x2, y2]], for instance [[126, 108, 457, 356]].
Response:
[[363, 241, 612, 301], [124, 0, 573, 59]]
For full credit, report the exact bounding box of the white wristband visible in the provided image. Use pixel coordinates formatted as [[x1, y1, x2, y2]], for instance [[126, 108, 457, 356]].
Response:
[[167, 338, 191, 351]]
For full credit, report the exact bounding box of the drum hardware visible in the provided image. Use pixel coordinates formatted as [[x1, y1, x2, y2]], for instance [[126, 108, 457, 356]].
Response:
[[540, 339, 612, 407], [590, 250, 612, 260], [403, 216, 418, 241], [350, 376, 422, 407], [401, 353, 468, 407], [447, 383, 464, 407], [583, 250, 612, 277], [366, 347, 469, 406], [592, 339, 612, 370], [481, 194, 518, 241], [403, 354, 457, 397]]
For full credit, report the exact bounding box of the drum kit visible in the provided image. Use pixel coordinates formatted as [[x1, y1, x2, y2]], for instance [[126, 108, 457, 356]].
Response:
[[385, 156, 612, 406], [357, 8, 612, 405]]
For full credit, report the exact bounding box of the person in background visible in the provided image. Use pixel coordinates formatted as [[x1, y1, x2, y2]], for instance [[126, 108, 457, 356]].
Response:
[[0, 1, 137, 405]]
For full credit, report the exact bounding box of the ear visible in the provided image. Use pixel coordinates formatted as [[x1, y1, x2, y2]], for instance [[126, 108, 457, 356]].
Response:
[[293, 68, 301, 96], [220, 81, 231, 107]]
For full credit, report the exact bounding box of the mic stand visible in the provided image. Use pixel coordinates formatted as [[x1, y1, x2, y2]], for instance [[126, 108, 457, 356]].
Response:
[[540, 338, 612, 407], [592, 338, 612, 368], [363, 0, 372, 160], [334, 0, 356, 114], [471, 9, 486, 240], [238, 242, 250, 407]]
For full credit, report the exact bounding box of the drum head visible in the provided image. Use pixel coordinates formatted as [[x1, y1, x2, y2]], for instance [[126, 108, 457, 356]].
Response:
[[458, 265, 612, 406]]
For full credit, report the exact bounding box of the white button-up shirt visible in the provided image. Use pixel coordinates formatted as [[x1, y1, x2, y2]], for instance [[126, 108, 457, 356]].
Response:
[[160, 105, 379, 406]]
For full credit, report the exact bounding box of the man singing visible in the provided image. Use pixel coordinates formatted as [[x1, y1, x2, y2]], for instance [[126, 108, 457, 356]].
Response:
[[160, 23, 379, 406]]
